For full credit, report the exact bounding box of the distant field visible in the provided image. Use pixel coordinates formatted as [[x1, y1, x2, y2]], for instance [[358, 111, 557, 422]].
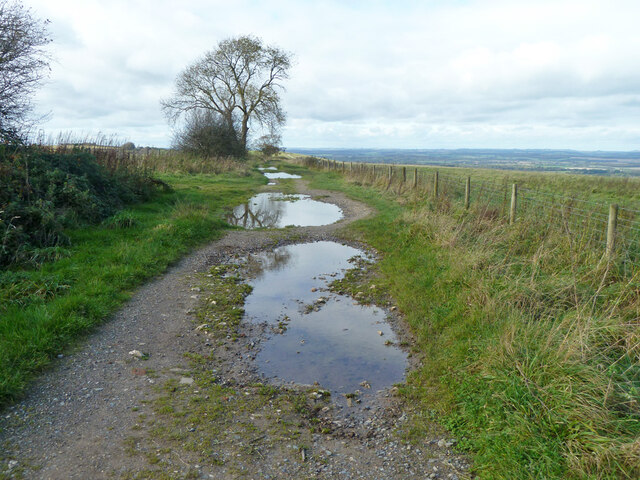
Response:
[[288, 148, 640, 176]]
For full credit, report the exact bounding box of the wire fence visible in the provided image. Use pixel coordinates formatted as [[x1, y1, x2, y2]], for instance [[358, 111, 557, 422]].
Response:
[[299, 157, 640, 271]]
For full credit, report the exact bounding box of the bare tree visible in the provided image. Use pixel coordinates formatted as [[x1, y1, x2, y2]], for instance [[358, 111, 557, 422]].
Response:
[[162, 35, 291, 152], [0, 0, 50, 143]]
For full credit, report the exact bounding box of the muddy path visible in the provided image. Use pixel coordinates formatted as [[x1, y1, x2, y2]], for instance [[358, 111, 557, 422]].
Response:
[[0, 180, 471, 479]]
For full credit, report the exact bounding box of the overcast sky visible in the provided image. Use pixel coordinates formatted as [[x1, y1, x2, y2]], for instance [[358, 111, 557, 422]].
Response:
[[26, 0, 640, 150]]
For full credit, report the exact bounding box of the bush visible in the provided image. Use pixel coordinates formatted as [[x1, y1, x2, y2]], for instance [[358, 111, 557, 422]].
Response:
[[0, 145, 159, 266], [255, 133, 283, 157], [173, 109, 246, 158]]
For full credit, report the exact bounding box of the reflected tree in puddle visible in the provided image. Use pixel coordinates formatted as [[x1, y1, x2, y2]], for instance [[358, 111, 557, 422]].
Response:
[[244, 248, 292, 278], [226, 193, 342, 229], [227, 199, 284, 228]]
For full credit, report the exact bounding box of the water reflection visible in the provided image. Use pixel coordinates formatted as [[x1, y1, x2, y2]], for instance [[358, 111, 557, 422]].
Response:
[[263, 172, 302, 179], [226, 193, 342, 229], [243, 242, 407, 402]]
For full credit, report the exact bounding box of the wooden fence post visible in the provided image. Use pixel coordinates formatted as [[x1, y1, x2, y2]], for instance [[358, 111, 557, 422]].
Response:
[[509, 184, 518, 225], [606, 204, 618, 260], [413, 168, 418, 189], [464, 176, 471, 209], [402, 166, 406, 183], [433, 171, 439, 198], [342, 161, 345, 173], [388, 166, 392, 182]]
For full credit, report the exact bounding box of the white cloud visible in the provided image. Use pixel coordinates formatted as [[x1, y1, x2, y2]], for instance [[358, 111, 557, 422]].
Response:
[[25, 0, 640, 149]]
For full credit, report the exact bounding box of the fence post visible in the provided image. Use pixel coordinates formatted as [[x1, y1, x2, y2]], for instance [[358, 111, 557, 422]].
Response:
[[373, 164, 376, 177], [464, 176, 471, 209], [509, 184, 518, 225], [342, 161, 345, 173], [402, 166, 406, 183], [350, 162, 353, 172], [606, 204, 618, 260], [388, 165, 392, 182], [433, 171, 439, 198], [413, 168, 418, 189]]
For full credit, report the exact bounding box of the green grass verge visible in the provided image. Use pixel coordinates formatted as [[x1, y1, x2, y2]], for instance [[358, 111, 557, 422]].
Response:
[[0, 171, 264, 405], [301, 166, 640, 480]]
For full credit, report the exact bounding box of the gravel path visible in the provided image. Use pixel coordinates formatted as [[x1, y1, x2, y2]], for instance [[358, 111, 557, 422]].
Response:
[[0, 181, 471, 479]]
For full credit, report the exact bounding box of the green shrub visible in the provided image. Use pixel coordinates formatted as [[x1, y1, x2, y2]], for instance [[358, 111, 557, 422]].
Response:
[[0, 145, 160, 266]]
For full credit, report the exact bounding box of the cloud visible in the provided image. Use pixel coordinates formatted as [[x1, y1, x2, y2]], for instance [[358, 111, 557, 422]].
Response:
[[25, 0, 640, 149]]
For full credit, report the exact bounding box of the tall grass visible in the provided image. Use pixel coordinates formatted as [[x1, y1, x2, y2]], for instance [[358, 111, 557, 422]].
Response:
[[37, 133, 253, 175], [295, 158, 640, 479]]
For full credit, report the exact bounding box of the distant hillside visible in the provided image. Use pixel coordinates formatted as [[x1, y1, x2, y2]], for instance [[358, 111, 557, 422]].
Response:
[[288, 148, 640, 175]]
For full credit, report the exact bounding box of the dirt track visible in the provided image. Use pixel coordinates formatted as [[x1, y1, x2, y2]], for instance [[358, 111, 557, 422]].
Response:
[[0, 181, 470, 479]]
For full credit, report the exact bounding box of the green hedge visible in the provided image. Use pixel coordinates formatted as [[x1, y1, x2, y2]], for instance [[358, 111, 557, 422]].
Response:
[[0, 146, 159, 266]]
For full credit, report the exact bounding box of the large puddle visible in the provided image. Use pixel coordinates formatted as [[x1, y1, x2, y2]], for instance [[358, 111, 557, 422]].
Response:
[[226, 192, 343, 229], [242, 242, 407, 405]]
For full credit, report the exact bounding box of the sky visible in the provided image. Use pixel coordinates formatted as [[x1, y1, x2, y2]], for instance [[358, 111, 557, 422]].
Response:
[[25, 0, 640, 150]]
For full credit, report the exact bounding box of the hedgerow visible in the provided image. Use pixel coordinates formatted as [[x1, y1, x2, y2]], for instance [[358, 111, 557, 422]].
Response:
[[0, 145, 159, 266]]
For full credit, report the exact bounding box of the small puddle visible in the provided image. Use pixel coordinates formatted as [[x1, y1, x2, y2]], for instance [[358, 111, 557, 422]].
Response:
[[263, 172, 302, 179], [242, 242, 407, 406], [226, 192, 343, 229], [258, 166, 302, 180]]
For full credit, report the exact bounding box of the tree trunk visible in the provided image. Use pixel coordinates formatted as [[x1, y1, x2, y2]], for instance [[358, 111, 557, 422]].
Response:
[[240, 116, 249, 150]]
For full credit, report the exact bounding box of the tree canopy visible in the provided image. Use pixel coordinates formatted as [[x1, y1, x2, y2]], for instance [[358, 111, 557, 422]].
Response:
[[0, 0, 50, 143], [162, 35, 291, 155]]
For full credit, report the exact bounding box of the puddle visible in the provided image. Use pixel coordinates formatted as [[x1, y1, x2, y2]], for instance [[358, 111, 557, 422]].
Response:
[[263, 172, 302, 179], [242, 242, 407, 406], [257, 166, 301, 180], [226, 192, 343, 229]]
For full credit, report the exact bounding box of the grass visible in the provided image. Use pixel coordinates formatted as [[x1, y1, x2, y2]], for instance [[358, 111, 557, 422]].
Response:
[[0, 169, 265, 406], [291, 160, 640, 480], [3, 149, 638, 478]]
